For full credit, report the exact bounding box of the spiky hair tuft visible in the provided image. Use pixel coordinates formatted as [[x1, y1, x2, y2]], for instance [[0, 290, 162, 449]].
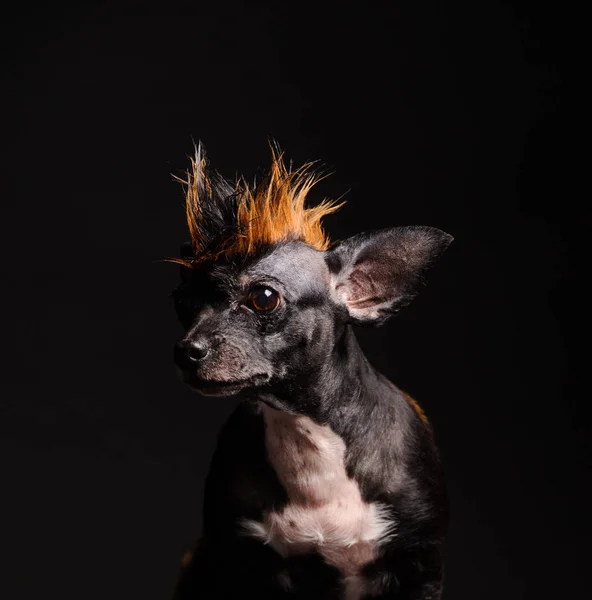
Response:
[[172, 142, 344, 265]]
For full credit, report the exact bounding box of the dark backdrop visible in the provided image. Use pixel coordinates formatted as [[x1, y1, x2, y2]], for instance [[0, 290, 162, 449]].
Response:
[[1, 2, 580, 599]]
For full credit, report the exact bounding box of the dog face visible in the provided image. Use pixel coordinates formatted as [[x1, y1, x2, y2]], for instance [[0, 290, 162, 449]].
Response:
[[173, 241, 335, 397], [172, 226, 452, 397]]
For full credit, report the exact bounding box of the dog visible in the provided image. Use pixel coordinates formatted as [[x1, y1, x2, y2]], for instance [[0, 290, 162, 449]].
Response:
[[169, 144, 452, 599]]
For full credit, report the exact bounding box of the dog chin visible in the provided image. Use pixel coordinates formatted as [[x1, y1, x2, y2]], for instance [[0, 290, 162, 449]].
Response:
[[184, 374, 270, 397]]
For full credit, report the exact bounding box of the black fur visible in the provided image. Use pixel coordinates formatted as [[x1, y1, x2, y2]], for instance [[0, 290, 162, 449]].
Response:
[[170, 227, 452, 599]]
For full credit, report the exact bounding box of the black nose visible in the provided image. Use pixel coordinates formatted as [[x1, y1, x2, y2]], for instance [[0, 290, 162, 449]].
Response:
[[174, 339, 209, 370]]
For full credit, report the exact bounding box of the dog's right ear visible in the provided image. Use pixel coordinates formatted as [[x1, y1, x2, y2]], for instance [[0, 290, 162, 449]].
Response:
[[325, 226, 453, 326], [179, 241, 194, 283]]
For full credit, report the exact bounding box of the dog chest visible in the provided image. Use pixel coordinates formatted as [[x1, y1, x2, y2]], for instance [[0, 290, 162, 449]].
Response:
[[241, 404, 395, 598]]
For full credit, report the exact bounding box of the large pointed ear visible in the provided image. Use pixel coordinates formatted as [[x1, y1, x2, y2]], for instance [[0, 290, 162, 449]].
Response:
[[325, 226, 453, 326]]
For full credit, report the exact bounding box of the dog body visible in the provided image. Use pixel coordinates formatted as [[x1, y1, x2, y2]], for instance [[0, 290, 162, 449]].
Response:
[[169, 148, 451, 599]]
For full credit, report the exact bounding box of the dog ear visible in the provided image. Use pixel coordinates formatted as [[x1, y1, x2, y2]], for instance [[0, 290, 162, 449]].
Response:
[[325, 226, 453, 326]]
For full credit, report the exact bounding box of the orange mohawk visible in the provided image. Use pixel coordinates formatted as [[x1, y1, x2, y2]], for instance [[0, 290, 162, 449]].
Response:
[[175, 143, 344, 265]]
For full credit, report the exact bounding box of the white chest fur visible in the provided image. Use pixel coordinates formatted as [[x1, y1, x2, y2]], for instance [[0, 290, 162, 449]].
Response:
[[241, 404, 395, 599]]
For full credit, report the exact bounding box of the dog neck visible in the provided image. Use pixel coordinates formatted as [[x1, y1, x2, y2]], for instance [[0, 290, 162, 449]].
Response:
[[253, 325, 386, 427]]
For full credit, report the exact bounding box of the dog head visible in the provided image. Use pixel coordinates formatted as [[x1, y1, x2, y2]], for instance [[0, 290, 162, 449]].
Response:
[[170, 144, 452, 397]]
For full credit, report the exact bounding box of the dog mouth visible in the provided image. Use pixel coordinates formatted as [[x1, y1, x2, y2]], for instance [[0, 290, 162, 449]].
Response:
[[182, 373, 270, 396]]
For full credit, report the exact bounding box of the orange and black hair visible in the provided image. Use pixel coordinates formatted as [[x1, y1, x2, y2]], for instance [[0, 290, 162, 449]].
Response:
[[172, 143, 344, 266]]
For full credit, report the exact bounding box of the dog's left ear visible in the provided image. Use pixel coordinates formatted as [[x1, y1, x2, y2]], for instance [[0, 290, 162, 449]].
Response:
[[326, 226, 453, 326]]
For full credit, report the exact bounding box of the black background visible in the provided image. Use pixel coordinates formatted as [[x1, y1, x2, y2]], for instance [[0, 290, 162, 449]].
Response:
[[1, 1, 581, 599]]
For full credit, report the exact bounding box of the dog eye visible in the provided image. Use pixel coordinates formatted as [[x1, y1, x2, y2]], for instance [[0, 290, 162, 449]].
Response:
[[247, 286, 280, 312]]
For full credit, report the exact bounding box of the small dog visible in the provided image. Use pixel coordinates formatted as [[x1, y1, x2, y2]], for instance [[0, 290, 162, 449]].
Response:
[[169, 144, 452, 599]]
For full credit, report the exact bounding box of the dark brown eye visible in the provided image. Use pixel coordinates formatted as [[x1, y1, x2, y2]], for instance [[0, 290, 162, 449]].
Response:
[[247, 286, 280, 312]]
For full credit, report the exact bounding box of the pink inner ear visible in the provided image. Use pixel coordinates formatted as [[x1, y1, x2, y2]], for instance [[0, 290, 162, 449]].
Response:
[[336, 282, 388, 309], [339, 267, 390, 309], [347, 296, 385, 308]]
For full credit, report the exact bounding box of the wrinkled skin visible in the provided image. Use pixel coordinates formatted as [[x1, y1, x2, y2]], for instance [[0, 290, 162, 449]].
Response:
[[173, 242, 338, 400]]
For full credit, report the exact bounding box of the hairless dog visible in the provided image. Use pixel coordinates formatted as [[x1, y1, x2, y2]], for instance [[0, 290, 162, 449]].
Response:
[[169, 144, 452, 600]]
